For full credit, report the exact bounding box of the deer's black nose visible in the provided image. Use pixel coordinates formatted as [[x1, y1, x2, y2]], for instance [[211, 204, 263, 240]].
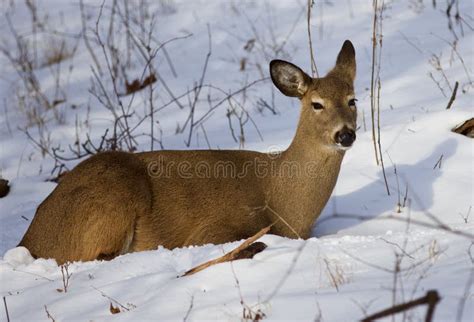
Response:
[[336, 129, 356, 147]]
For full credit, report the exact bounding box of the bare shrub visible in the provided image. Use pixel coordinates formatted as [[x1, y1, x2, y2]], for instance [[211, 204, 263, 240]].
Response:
[[56, 262, 72, 293]]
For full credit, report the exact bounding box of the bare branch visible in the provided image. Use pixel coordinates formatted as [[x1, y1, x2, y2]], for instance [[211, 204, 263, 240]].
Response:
[[446, 81, 459, 109], [181, 225, 271, 277], [361, 290, 440, 322], [306, 0, 319, 77], [2, 297, 10, 322]]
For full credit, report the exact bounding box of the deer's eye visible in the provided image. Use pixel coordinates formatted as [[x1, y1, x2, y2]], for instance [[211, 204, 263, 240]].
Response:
[[312, 102, 324, 110], [348, 98, 357, 108]]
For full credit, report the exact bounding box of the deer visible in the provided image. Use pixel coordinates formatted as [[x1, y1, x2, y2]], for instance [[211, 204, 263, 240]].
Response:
[[18, 40, 357, 264]]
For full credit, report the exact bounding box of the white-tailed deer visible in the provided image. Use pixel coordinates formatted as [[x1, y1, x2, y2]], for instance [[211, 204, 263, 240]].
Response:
[[19, 41, 357, 264]]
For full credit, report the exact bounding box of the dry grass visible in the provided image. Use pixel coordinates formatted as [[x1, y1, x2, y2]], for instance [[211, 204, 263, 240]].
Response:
[[323, 258, 347, 291], [42, 39, 75, 68]]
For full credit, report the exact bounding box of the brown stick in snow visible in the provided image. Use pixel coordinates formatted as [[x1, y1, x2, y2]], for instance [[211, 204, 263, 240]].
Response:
[[181, 225, 271, 277], [3, 296, 10, 322], [446, 81, 459, 109], [361, 290, 441, 322]]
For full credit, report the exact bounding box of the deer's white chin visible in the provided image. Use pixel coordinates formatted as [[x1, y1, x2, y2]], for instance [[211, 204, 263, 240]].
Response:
[[334, 143, 353, 151]]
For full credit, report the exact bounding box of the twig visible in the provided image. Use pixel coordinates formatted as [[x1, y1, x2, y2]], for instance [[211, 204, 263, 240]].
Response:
[[318, 213, 474, 240], [370, 0, 380, 165], [263, 239, 307, 303], [181, 225, 272, 277], [12, 268, 54, 282], [183, 295, 194, 322], [352, 297, 379, 318], [390, 254, 401, 320], [431, 33, 473, 85], [377, 78, 390, 196], [59, 262, 72, 293], [361, 290, 440, 322], [455, 268, 474, 322], [324, 258, 343, 291], [3, 297, 10, 322], [79, 0, 102, 76], [379, 238, 415, 259], [44, 305, 56, 322], [230, 260, 246, 311], [93, 0, 135, 151], [91, 286, 131, 311], [314, 300, 323, 322], [398, 31, 423, 54], [121, 78, 268, 143], [404, 180, 468, 237], [341, 245, 434, 275], [306, 0, 319, 77], [468, 242, 474, 264], [264, 204, 301, 239], [432, 154, 443, 169], [386, 154, 401, 212], [452, 118, 474, 137], [229, 259, 265, 321], [446, 81, 459, 109], [428, 71, 448, 97], [371, 0, 390, 196], [402, 184, 409, 208], [274, 5, 306, 56], [184, 24, 212, 147], [458, 206, 472, 224]]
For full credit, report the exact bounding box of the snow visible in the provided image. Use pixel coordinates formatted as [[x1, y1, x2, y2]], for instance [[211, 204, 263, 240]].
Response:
[[0, 0, 473, 321], [3, 247, 34, 267]]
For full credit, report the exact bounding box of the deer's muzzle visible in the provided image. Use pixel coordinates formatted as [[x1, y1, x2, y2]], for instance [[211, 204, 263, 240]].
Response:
[[335, 128, 356, 148]]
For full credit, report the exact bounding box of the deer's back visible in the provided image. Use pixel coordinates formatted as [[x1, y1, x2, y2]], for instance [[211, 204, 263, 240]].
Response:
[[133, 150, 271, 249]]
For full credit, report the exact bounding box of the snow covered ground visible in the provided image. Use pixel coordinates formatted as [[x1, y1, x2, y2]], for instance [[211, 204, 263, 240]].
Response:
[[0, 0, 473, 321]]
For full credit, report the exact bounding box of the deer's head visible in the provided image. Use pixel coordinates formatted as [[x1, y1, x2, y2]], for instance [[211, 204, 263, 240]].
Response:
[[270, 40, 357, 151]]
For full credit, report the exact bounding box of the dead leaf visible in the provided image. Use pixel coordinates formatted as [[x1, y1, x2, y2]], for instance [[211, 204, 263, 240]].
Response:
[[109, 302, 121, 314]]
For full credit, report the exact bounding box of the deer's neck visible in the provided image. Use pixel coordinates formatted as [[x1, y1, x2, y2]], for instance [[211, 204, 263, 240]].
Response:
[[265, 123, 345, 239]]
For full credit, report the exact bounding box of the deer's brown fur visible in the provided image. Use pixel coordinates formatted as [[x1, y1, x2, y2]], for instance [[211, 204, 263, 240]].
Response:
[[19, 41, 358, 264]]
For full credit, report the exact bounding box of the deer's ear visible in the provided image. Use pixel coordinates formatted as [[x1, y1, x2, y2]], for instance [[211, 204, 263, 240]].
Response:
[[329, 40, 356, 83], [270, 60, 311, 98]]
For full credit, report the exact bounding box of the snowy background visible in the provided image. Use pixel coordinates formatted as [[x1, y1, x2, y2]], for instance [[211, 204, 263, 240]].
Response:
[[0, 0, 473, 321]]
